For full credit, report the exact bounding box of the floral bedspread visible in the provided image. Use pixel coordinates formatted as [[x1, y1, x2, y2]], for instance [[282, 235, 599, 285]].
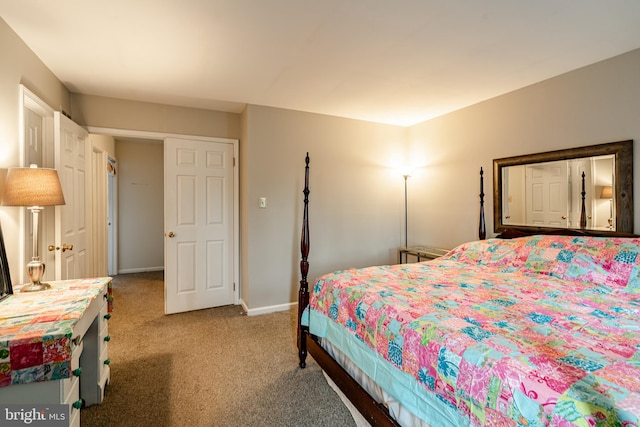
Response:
[[309, 235, 640, 426]]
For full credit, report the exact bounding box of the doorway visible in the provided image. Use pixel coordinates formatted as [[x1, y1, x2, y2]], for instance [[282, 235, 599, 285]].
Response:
[[114, 138, 164, 274], [87, 126, 240, 314]]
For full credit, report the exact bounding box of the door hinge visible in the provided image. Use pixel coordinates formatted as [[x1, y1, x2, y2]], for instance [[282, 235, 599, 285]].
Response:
[[233, 282, 236, 291], [233, 157, 236, 167]]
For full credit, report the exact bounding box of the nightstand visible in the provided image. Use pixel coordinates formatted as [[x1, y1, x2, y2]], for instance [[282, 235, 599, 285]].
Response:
[[398, 245, 450, 264]]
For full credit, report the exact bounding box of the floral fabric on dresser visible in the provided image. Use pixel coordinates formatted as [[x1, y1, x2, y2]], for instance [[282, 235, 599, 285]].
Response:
[[0, 277, 112, 387], [308, 235, 640, 426]]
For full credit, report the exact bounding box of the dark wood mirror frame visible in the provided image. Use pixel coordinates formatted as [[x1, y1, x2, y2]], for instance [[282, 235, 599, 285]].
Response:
[[493, 140, 634, 237]]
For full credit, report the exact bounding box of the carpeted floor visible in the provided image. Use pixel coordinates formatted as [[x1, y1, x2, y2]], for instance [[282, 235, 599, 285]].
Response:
[[81, 271, 356, 427]]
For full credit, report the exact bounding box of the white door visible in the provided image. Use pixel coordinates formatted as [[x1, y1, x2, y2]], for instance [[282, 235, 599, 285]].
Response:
[[526, 162, 568, 227], [54, 112, 88, 280], [164, 138, 235, 314], [91, 147, 108, 277]]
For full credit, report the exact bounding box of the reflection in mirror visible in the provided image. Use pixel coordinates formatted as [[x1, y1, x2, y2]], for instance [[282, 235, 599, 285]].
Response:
[[502, 155, 615, 230], [493, 140, 634, 236]]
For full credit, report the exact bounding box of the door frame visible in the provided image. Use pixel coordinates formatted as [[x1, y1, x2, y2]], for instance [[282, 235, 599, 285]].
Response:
[[19, 85, 55, 284], [87, 126, 240, 306], [107, 156, 118, 276]]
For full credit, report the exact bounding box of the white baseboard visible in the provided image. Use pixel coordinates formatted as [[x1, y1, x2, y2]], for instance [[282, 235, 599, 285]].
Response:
[[241, 300, 296, 316], [117, 266, 164, 274]]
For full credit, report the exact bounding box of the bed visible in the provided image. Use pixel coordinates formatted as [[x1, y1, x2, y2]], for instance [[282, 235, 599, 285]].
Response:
[[297, 153, 640, 426]]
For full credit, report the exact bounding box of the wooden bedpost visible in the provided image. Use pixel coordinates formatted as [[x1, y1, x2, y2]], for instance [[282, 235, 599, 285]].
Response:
[[298, 153, 310, 368], [579, 171, 587, 229], [479, 167, 486, 240]]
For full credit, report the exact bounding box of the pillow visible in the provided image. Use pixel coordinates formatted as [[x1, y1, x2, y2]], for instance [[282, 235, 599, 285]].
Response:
[[442, 238, 524, 270], [445, 235, 640, 290], [517, 235, 640, 290]]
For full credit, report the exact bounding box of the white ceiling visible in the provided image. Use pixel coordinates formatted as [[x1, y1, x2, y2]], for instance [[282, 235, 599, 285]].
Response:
[[2, 1, 640, 126]]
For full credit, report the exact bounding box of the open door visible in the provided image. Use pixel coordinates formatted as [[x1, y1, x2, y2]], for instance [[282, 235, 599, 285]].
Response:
[[54, 112, 89, 280], [164, 137, 235, 314]]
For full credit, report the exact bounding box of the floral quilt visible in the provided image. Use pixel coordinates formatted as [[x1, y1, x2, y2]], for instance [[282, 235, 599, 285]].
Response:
[[308, 235, 640, 426]]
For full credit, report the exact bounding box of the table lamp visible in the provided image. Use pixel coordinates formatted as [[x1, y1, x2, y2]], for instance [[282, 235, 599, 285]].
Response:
[[2, 165, 65, 291]]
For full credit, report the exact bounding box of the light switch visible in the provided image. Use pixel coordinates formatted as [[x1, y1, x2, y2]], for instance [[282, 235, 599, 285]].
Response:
[[259, 197, 267, 208]]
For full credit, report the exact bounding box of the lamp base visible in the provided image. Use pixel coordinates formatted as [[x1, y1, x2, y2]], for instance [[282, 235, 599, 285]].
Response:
[[21, 282, 52, 292], [22, 257, 51, 292]]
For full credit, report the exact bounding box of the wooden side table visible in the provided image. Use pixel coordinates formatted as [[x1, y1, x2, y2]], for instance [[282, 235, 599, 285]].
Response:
[[398, 245, 450, 264]]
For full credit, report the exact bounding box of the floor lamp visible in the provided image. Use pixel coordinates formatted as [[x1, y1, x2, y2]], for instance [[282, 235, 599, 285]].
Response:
[[403, 173, 410, 248], [2, 165, 65, 292]]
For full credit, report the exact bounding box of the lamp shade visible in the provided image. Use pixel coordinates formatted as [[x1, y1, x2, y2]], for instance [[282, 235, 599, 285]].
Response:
[[600, 185, 613, 199], [2, 166, 65, 207]]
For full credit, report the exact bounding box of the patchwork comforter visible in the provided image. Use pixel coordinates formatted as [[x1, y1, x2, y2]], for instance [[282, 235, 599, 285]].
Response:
[[307, 235, 640, 426]]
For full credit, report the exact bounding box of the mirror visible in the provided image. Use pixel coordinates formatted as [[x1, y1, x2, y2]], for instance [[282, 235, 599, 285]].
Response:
[[493, 140, 634, 236]]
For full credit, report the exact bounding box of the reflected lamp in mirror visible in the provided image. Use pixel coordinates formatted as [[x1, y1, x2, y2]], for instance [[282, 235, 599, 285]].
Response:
[[600, 185, 614, 229], [2, 165, 65, 292], [600, 185, 613, 199]]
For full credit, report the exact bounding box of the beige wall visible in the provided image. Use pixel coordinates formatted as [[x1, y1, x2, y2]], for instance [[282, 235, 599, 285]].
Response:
[[89, 134, 116, 158], [241, 105, 407, 311], [3, 14, 640, 313], [407, 48, 640, 250], [0, 18, 71, 282], [71, 94, 241, 140], [115, 139, 165, 273]]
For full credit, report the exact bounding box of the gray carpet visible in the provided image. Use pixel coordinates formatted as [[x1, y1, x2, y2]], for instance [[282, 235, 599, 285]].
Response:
[[81, 271, 356, 427]]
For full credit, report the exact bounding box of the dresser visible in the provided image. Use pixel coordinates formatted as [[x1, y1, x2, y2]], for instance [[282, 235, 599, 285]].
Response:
[[0, 277, 112, 427]]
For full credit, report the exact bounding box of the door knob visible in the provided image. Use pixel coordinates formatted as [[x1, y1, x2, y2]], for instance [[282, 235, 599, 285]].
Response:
[[561, 215, 567, 219], [48, 245, 60, 251], [62, 244, 74, 252], [167, 232, 175, 238]]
